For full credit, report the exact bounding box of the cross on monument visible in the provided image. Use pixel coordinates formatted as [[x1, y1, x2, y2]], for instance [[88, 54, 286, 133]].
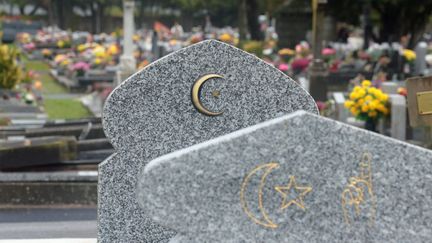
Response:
[[116, 0, 136, 86]]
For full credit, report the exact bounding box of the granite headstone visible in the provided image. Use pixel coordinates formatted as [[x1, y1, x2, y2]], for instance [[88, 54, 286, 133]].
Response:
[[99, 40, 318, 242], [138, 111, 432, 242]]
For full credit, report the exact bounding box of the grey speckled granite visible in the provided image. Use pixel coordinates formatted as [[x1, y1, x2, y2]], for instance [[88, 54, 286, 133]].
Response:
[[138, 111, 432, 242], [99, 40, 317, 242]]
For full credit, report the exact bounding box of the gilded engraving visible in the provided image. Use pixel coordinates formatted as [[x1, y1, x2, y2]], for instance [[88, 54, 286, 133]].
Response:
[[191, 74, 224, 116], [275, 176, 312, 211], [240, 162, 279, 229], [240, 162, 312, 229], [341, 153, 377, 226]]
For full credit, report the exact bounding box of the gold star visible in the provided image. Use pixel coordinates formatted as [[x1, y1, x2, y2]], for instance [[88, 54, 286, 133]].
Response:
[[211, 90, 221, 98], [275, 176, 312, 211]]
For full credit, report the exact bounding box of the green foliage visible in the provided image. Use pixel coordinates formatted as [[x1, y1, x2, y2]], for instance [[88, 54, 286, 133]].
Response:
[[0, 45, 22, 89]]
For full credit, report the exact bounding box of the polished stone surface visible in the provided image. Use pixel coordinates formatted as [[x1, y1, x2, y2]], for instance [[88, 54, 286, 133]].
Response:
[[138, 111, 432, 242], [99, 40, 317, 242]]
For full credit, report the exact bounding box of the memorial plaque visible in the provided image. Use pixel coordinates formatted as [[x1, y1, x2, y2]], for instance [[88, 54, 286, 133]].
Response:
[[138, 111, 432, 242], [417, 91, 432, 115], [406, 76, 432, 126]]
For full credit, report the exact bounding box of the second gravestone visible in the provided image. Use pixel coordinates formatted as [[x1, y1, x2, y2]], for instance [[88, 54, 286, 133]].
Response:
[[138, 111, 432, 242], [99, 40, 318, 242]]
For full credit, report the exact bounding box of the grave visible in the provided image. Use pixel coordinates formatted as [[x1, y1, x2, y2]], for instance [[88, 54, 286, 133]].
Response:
[[138, 111, 432, 242], [99, 40, 318, 242]]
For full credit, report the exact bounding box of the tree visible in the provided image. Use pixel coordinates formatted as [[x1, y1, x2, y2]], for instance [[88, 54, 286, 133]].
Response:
[[327, 0, 432, 48], [8, 0, 43, 16], [247, 0, 263, 40], [372, 0, 432, 47], [71, 0, 120, 33]]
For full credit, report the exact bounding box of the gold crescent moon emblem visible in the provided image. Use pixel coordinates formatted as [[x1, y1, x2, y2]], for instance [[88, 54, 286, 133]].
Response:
[[240, 163, 279, 229], [191, 74, 223, 116]]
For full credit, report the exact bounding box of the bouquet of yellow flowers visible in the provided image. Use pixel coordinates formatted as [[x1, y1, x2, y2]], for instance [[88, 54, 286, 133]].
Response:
[[402, 49, 416, 63], [344, 80, 389, 121]]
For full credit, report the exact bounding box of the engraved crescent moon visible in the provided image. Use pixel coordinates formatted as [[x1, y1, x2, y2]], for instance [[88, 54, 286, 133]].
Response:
[[240, 163, 279, 228], [191, 74, 223, 116]]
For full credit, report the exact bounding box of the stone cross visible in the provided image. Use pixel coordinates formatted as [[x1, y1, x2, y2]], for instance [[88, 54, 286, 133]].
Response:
[[138, 111, 432, 242], [99, 40, 318, 242], [116, 0, 136, 86]]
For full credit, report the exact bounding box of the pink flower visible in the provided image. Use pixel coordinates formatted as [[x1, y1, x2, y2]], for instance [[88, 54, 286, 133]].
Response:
[[72, 61, 90, 71], [278, 63, 289, 72], [23, 42, 36, 50], [322, 48, 336, 56], [291, 58, 310, 72], [295, 42, 310, 53], [316, 101, 326, 111]]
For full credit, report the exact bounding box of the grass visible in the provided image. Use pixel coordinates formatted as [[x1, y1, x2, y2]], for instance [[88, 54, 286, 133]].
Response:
[[22, 57, 92, 120], [40, 72, 68, 94], [23, 59, 50, 71], [23, 58, 68, 94], [44, 99, 92, 120]]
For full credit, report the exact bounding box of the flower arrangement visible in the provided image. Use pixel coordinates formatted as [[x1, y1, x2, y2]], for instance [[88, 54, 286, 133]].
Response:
[[291, 58, 310, 73], [402, 49, 416, 63], [295, 41, 310, 57], [278, 63, 289, 72], [60, 59, 71, 67], [41, 48, 52, 58], [17, 32, 32, 44], [344, 80, 389, 122], [107, 44, 119, 56], [93, 58, 103, 65], [92, 45, 107, 58], [189, 34, 203, 44], [54, 54, 67, 64], [219, 33, 233, 44], [72, 61, 90, 76], [278, 48, 295, 62], [23, 42, 36, 52], [77, 44, 88, 53], [322, 47, 336, 64], [57, 39, 71, 48], [316, 100, 335, 117]]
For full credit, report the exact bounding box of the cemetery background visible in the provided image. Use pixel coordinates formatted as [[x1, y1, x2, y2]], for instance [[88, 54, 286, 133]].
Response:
[[0, 0, 431, 242]]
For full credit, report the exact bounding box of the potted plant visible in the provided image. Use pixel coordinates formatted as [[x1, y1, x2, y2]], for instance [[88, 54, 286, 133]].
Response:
[[0, 45, 22, 91]]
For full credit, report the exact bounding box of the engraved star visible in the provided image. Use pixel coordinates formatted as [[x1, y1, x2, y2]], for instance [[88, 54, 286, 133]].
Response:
[[275, 176, 312, 211], [211, 90, 221, 98]]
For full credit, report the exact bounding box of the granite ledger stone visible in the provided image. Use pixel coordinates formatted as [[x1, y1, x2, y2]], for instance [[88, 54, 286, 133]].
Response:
[[99, 40, 318, 242], [138, 111, 432, 242]]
